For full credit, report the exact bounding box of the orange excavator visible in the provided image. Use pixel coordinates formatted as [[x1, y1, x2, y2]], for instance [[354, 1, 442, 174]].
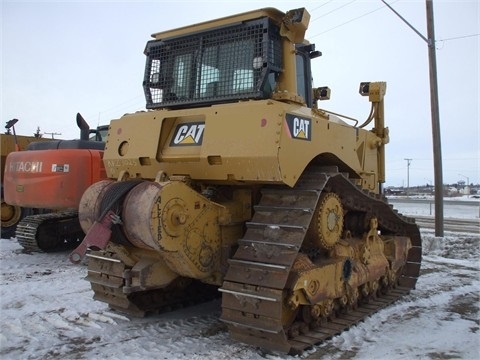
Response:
[[3, 113, 108, 251], [1, 119, 52, 238]]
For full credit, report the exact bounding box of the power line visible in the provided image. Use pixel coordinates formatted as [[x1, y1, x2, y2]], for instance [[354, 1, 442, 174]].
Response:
[[309, 1, 479, 46], [95, 94, 144, 114], [311, 0, 356, 22], [437, 33, 480, 42], [381, 0, 428, 43], [84, 94, 145, 123], [310, 0, 335, 13], [309, 0, 400, 38]]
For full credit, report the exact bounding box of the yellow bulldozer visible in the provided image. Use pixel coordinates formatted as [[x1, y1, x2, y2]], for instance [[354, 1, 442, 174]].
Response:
[[71, 7, 421, 354]]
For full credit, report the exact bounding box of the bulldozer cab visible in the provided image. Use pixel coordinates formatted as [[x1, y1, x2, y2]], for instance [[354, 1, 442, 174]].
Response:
[[143, 8, 313, 109]]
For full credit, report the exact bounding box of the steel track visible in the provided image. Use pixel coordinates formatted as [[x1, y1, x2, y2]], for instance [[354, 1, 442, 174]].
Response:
[[220, 169, 421, 354], [16, 210, 84, 252], [86, 251, 220, 317]]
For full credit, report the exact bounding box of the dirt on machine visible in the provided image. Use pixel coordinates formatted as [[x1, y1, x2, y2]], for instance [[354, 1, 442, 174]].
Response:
[[71, 7, 422, 355], [3, 114, 108, 252]]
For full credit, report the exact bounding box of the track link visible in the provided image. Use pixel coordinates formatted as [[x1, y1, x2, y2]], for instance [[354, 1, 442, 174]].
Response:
[[86, 251, 219, 317], [16, 210, 84, 252], [220, 169, 421, 354]]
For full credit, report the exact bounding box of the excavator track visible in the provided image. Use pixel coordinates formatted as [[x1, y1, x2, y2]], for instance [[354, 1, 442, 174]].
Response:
[[16, 210, 84, 252], [220, 168, 421, 354], [86, 250, 220, 317]]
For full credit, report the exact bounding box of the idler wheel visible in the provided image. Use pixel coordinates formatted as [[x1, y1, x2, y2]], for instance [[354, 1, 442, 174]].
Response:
[[1, 200, 22, 228]]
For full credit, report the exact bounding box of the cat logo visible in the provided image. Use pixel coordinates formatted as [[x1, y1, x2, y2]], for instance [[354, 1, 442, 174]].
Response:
[[285, 113, 311, 141], [170, 121, 205, 146]]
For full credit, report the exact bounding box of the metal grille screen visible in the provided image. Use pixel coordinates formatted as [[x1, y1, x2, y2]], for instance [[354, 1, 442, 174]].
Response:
[[143, 18, 282, 109]]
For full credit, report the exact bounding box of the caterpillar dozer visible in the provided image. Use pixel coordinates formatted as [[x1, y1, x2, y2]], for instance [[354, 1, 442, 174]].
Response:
[[3, 114, 108, 251], [1, 120, 53, 238], [71, 7, 421, 354]]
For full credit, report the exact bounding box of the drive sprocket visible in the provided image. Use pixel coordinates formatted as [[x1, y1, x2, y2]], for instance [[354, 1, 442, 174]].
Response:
[[315, 192, 344, 250]]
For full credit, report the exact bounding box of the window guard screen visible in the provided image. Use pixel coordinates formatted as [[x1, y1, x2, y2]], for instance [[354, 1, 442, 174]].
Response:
[[143, 17, 282, 109]]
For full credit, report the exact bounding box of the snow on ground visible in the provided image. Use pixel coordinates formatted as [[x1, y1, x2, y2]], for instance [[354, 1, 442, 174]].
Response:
[[1, 204, 479, 359], [387, 196, 479, 219]]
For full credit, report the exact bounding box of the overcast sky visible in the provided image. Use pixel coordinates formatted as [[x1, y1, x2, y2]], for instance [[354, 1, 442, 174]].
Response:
[[2, 0, 478, 187]]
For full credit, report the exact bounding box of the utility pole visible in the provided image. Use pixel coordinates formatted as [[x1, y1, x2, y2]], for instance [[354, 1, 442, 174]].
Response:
[[44, 132, 62, 139], [381, 0, 444, 236], [426, 0, 444, 236], [404, 158, 412, 196]]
